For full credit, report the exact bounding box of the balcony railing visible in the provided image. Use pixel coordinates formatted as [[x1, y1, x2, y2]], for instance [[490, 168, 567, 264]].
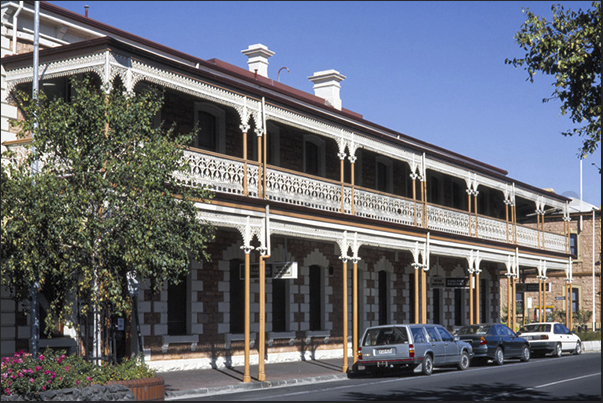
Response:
[[180, 150, 567, 253], [6, 143, 567, 254]]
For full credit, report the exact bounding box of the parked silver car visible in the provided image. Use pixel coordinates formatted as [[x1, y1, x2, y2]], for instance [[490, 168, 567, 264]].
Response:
[[357, 324, 473, 375]]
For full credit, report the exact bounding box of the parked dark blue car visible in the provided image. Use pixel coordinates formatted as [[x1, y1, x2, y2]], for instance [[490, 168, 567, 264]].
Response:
[[454, 323, 530, 365]]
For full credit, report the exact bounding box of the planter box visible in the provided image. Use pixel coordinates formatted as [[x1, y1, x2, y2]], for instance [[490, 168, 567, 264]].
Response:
[[107, 376, 165, 401]]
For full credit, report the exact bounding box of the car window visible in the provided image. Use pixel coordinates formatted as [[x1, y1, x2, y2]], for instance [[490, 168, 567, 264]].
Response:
[[521, 324, 550, 333], [478, 325, 491, 335], [411, 327, 427, 343], [554, 324, 565, 335], [559, 324, 571, 334], [394, 327, 409, 344], [426, 327, 441, 342], [458, 326, 478, 335], [362, 327, 410, 346], [436, 326, 454, 342], [498, 326, 513, 336], [363, 328, 388, 346]]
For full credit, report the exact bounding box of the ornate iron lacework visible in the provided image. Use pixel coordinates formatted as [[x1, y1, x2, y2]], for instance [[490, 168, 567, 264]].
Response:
[[265, 169, 343, 213], [353, 189, 418, 226], [426, 204, 471, 235]]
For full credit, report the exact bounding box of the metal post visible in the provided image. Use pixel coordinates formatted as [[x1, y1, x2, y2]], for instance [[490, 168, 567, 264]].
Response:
[[243, 250, 251, 383], [30, 0, 40, 358], [352, 258, 358, 367], [469, 272, 474, 325], [341, 257, 348, 373]]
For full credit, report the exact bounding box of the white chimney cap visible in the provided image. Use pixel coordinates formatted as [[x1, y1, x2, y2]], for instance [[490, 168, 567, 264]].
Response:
[[308, 69, 346, 110], [241, 44, 275, 78]]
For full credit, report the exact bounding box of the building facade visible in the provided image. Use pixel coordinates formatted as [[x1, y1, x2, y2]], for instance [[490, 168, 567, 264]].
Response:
[[1, 1, 584, 374], [500, 200, 601, 331]]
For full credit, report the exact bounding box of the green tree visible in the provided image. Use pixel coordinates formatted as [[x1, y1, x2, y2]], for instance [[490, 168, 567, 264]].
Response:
[[506, 1, 601, 163], [1, 77, 214, 346]]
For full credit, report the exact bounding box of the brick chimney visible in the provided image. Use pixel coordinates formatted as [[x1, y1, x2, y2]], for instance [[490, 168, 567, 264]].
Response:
[[241, 44, 275, 78], [308, 69, 346, 110]]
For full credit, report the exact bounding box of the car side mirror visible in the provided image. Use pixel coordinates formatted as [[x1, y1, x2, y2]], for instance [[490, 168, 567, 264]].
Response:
[[454, 335, 460, 342]]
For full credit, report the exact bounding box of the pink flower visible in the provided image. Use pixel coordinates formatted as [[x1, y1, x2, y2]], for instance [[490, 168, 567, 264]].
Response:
[[76, 380, 80, 385], [86, 376, 91, 381], [36, 366, 41, 371], [4, 388, 10, 396], [64, 366, 70, 372], [30, 378, 35, 383], [38, 354, 44, 361], [41, 386, 46, 391]]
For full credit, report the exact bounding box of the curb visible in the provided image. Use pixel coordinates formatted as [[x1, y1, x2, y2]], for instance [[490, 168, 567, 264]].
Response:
[[164, 373, 348, 400], [582, 340, 601, 353]]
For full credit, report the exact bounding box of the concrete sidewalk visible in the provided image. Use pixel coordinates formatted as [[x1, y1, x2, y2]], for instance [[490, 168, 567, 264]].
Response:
[[159, 358, 350, 400]]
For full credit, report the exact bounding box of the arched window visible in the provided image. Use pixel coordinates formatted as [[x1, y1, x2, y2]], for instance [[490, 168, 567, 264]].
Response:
[[303, 135, 325, 177], [194, 102, 225, 153], [376, 156, 393, 193], [229, 259, 244, 334], [309, 265, 323, 330], [168, 275, 189, 335], [378, 270, 389, 325]]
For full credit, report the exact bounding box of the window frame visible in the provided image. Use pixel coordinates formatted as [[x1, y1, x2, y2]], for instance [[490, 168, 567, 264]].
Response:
[[375, 156, 393, 194], [193, 102, 225, 153], [303, 134, 326, 177]]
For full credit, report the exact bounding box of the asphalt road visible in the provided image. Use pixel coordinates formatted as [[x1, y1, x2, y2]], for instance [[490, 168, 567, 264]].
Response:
[[185, 353, 601, 401]]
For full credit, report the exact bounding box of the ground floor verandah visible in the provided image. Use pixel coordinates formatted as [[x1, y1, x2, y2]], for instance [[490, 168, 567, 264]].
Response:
[[0, 202, 572, 380]]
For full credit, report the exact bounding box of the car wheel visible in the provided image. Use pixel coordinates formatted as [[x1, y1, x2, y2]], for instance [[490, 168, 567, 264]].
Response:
[[493, 346, 504, 365], [573, 341, 582, 355], [553, 343, 562, 357], [421, 354, 433, 376], [520, 345, 530, 362], [457, 351, 470, 371]]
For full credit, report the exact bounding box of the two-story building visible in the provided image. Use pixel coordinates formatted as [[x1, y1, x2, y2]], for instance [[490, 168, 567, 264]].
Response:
[[1, 1, 579, 375]]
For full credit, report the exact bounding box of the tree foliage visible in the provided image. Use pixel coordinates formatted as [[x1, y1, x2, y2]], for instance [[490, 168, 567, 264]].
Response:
[[1, 77, 214, 336], [506, 1, 601, 162]]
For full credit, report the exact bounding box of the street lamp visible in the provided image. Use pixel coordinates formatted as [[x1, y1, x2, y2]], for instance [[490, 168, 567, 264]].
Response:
[[127, 271, 144, 362]]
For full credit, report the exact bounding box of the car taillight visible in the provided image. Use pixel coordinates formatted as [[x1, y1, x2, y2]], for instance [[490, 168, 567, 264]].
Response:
[[540, 335, 549, 340], [480, 336, 487, 345], [357, 348, 363, 360], [409, 344, 415, 358]]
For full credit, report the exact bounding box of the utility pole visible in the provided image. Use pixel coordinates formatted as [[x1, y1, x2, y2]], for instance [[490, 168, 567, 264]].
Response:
[[30, 0, 40, 359]]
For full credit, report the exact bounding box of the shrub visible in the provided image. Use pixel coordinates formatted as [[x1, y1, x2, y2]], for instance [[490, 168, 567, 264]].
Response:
[[576, 330, 601, 341], [1, 349, 155, 397]]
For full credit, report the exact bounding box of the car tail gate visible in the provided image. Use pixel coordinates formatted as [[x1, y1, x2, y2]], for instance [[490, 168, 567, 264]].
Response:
[[359, 326, 412, 362]]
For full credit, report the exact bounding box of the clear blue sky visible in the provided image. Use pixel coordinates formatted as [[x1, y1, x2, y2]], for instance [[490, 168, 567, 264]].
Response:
[[52, 1, 601, 207]]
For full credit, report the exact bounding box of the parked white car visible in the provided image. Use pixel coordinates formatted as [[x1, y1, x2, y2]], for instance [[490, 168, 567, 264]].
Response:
[[517, 322, 582, 357]]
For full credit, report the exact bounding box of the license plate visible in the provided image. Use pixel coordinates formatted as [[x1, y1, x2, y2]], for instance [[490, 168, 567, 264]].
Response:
[[378, 348, 393, 354]]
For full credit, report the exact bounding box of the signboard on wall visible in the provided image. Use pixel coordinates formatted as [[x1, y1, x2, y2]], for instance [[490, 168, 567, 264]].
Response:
[[239, 262, 298, 280], [430, 277, 468, 288], [446, 277, 468, 288], [516, 283, 550, 292]]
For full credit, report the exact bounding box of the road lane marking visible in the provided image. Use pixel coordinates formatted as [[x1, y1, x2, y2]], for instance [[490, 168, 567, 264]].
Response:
[[480, 372, 601, 401]]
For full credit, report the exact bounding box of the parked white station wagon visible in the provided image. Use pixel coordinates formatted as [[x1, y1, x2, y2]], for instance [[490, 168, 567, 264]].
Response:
[[517, 322, 582, 357], [357, 324, 473, 375]]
